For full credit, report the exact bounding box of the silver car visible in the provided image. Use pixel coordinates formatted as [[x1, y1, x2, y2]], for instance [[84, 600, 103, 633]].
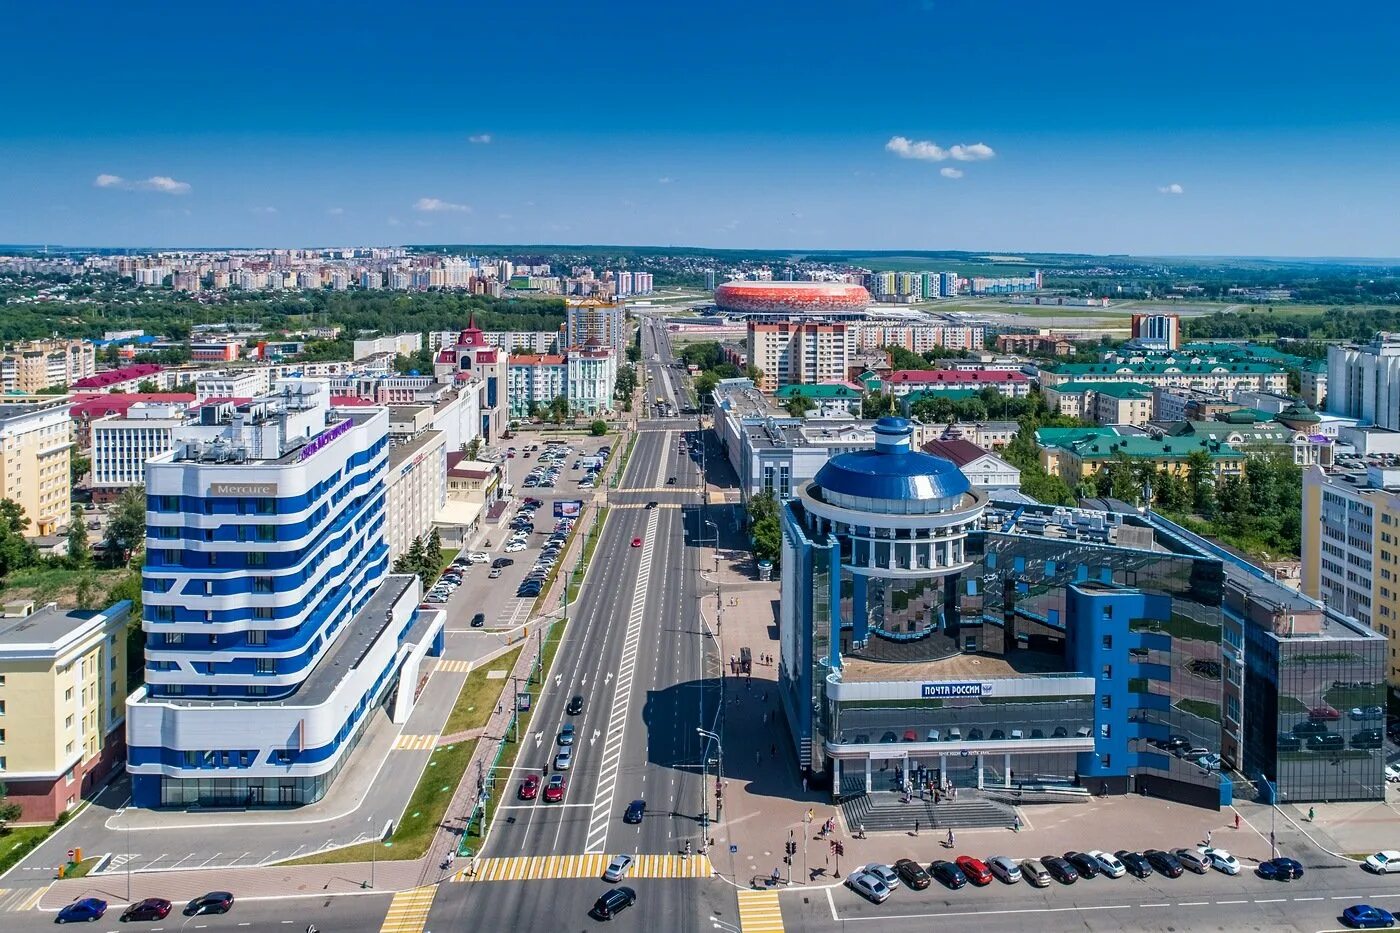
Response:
[[847, 869, 891, 904], [987, 855, 1022, 884], [603, 853, 634, 882], [1174, 847, 1210, 874], [862, 862, 900, 890], [554, 746, 574, 771]]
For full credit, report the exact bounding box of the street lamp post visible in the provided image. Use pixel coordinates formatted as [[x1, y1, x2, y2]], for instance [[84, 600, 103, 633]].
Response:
[[697, 727, 724, 852]]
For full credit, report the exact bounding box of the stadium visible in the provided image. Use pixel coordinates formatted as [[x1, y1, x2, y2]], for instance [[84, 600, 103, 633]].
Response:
[[713, 280, 871, 318]]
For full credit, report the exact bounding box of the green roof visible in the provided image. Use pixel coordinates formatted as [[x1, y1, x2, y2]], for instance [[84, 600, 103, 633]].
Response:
[[1035, 426, 1123, 447], [1174, 420, 1289, 441], [774, 383, 860, 399], [1047, 381, 1102, 395], [1047, 433, 1244, 461], [1049, 360, 1286, 376], [901, 388, 982, 401], [1091, 382, 1154, 399]]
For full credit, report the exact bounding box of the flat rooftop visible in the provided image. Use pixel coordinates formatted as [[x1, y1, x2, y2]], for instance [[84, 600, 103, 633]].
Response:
[[842, 647, 1071, 684], [153, 574, 416, 708], [388, 429, 442, 468], [0, 604, 106, 648]]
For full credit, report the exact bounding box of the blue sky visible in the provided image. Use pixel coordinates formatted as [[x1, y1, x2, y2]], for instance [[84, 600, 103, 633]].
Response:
[[3, 0, 1398, 256]]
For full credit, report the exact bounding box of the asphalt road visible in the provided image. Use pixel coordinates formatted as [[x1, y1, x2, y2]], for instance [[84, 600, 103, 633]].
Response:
[[426, 877, 736, 933], [5, 890, 392, 933]]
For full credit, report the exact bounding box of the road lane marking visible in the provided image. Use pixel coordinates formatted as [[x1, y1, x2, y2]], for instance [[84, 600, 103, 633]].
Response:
[[459, 853, 711, 882], [393, 734, 437, 751], [378, 886, 436, 933], [736, 889, 785, 933]]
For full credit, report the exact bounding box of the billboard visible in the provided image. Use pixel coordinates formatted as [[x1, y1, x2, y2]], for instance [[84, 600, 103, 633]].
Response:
[[553, 500, 583, 519]]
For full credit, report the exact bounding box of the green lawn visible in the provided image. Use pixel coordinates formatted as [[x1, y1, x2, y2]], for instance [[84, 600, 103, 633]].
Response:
[[0, 824, 56, 877], [567, 509, 609, 602], [437, 548, 459, 574], [280, 739, 478, 865], [612, 432, 638, 488], [442, 647, 523, 737]]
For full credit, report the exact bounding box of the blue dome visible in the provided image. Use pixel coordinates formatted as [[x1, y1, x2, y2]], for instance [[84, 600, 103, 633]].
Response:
[[813, 417, 972, 502]]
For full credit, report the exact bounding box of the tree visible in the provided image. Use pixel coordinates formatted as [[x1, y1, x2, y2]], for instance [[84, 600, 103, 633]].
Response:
[[590, 420, 608, 436], [393, 347, 435, 375], [0, 499, 37, 579], [70, 451, 91, 487], [0, 783, 22, 829], [103, 487, 147, 566], [66, 505, 90, 568], [548, 395, 570, 425], [783, 395, 814, 418], [136, 379, 160, 393], [747, 490, 782, 568], [464, 436, 483, 460], [861, 392, 894, 419], [424, 528, 443, 576], [1185, 450, 1216, 515]]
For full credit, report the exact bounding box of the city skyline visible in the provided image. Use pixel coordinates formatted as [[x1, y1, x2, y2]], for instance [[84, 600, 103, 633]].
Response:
[[4, 0, 1400, 256]]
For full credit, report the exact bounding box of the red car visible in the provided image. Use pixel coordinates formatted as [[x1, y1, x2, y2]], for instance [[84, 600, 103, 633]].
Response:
[[902, 729, 918, 742], [544, 774, 566, 802], [1309, 705, 1342, 721], [631, 537, 642, 548], [955, 855, 993, 886], [518, 774, 540, 800]]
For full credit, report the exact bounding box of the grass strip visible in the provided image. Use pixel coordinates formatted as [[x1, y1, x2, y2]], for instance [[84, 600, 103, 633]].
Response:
[[567, 508, 609, 603], [442, 646, 523, 736], [0, 824, 56, 878]]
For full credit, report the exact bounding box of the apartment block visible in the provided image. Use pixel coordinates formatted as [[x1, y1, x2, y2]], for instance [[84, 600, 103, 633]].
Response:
[[1327, 333, 1400, 431], [90, 402, 188, 503], [0, 339, 96, 393], [746, 321, 849, 392], [0, 600, 131, 823], [0, 398, 73, 536]]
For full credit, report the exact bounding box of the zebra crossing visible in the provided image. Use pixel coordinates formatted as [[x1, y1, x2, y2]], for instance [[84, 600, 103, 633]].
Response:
[[583, 505, 659, 854], [457, 852, 712, 883], [736, 890, 785, 932], [377, 885, 436, 933], [434, 658, 473, 673], [393, 733, 438, 751], [0, 885, 52, 912]]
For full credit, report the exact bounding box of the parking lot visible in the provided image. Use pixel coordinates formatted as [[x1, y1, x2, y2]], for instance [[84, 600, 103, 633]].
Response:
[[427, 434, 612, 631]]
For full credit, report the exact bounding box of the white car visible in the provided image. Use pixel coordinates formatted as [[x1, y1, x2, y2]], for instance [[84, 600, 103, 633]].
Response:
[[603, 853, 634, 882], [1087, 850, 1126, 878], [862, 862, 900, 890], [1386, 764, 1400, 783], [465, 552, 489, 564], [504, 541, 527, 553], [1200, 847, 1241, 874], [1367, 850, 1400, 873], [846, 869, 891, 904]]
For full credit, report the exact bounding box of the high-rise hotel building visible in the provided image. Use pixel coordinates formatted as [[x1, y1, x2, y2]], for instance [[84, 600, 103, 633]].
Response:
[[125, 381, 444, 809]]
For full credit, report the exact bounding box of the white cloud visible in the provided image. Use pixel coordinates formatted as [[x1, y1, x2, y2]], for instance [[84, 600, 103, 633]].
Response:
[[251, 206, 278, 215], [93, 173, 191, 194], [940, 167, 964, 179], [414, 197, 471, 213], [468, 134, 492, 144], [657, 176, 673, 184], [885, 137, 995, 164], [1158, 183, 1185, 195], [327, 207, 345, 216]]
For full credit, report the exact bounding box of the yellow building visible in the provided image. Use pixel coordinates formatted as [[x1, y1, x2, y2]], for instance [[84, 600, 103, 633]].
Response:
[[0, 398, 74, 536], [1036, 427, 1245, 480], [1303, 464, 1400, 685], [0, 600, 130, 823], [0, 339, 96, 394]]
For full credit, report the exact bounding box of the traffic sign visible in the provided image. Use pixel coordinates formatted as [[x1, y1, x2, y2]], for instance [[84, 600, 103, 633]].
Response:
[[67, 848, 75, 861], [729, 844, 738, 854]]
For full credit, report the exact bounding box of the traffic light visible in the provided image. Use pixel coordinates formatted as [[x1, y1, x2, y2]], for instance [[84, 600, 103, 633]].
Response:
[[783, 855, 791, 865], [785, 840, 797, 856], [835, 842, 845, 857]]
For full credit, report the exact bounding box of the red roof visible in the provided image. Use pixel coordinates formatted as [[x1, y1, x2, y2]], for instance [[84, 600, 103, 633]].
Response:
[[887, 369, 1028, 384], [435, 349, 455, 364], [921, 438, 992, 467], [509, 354, 566, 365], [71, 363, 164, 390], [330, 395, 376, 406], [70, 392, 194, 420]]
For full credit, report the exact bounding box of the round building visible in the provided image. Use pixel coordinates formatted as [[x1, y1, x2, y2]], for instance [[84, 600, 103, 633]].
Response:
[[713, 280, 870, 319]]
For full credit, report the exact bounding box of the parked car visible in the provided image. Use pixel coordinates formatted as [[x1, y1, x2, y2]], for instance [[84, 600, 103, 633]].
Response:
[[987, 855, 1022, 884], [1173, 847, 1210, 874], [470, 612, 486, 628], [893, 858, 931, 889], [863, 862, 901, 890], [1064, 851, 1100, 879], [1144, 850, 1183, 878], [1042, 855, 1079, 884], [1309, 733, 1346, 751], [603, 854, 634, 883], [465, 551, 489, 564], [928, 859, 967, 889], [1367, 851, 1400, 874], [589, 886, 636, 921], [1087, 850, 1126, 878], [1342, 904, 1397, 929], [56, 899, 108, 923], [623, 799, 646, 824], [120, 898, 172, 922], [955, 855, 992, 885], [1021, 858, 1051, 887], [544, 774, 566, 802], [1257, 857, 1304, 881], [846, 869, 891, 904], [184, 893, 234, 915], [518, 774, 540, 800], [1309, 705, 1342, 721], [1116, 850, 1153, 878], [1199, 847, 1240, 874], [1387, 764, 1400, 783]]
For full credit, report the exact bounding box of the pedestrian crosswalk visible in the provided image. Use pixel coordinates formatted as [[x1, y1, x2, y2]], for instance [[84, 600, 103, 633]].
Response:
[[434, 658, 473, 673], [392, 733, 438, 751], [378, 885, 436, 933], [736, 890, 785, 932], [0, 885, 51, 912], [457, 852, 713, 882]]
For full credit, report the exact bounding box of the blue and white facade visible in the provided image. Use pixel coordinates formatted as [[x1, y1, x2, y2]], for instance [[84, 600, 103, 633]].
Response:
[[125, 381, 445, 809]]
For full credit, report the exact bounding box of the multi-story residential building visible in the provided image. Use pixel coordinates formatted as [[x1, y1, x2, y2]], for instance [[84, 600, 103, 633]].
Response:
[[0, 398, 73, 537], [71, 364, 165, 395], [1303, 462, 1400, 685], [966, 272, 1040, 294], [0, 600, 131, 822], [566, 342, 618, 415], [0, 339, 97, 393], [1151, 385, 1236, 423], [1037, 426, 1245, 481], [507, 354, 567, 417], [746, 321, 850, 392], [385, 427, 447, 563], [90, 403, 189, 503], [1042, 381, 1095, 419], [352, 333, 422, 361], [1041, 361, 1289, 396], [1327, 333, 1400, 432], [1300, 359, 1328, 410], [882, 368, 1030, 399], [1091, 382, 1155, 427], [565, 300, 627, 355], [850, 322, 986, 354], [1129, 313, 1181, 350], [124, 381, 445, 809], [995, 333, 1077, 357], [480, 331, 559, 355]]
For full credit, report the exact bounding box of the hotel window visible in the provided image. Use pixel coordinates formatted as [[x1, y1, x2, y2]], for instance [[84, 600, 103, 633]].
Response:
[[253, 577, 274, 594], [255, 658, 276, 675], [65, 687, 72, 701], [247, 628, 267, 644]]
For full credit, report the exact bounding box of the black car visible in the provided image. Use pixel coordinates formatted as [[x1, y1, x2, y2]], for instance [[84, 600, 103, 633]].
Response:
[[880, 731, 898, 743], [623, 799, 646, 824], [590, 886, 636, 920], [1064, 851, 1100, 878], [567, 695, 585, 715], [646, 501, 658, 509], [989, 729, 1006, 741], [1351, 729, 1385, 749], [185, 892, 234, 915], [1258, 856, 1305, 881], [894, 857, 931, 890], [1293, 720, 1329, 737], [1042, 856, 1079, 884], [1115, 850, 1154, 878], [666, 476, 677, 485], [470, 612, 486, 628], [121, 898, 173, 922], [492, 557, 514, 569], [1144, 849, 1184, 878], [1276, 734, 1303, 751], [928, 859, 967, 889], [1308, 733, 1346, 751], [966, 728, 984, 741]]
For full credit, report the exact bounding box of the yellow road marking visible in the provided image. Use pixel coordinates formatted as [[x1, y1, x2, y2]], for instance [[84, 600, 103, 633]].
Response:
[[459, 853, 712, 882], [736, 889, 785, 932], [378, 886, 435, 933]]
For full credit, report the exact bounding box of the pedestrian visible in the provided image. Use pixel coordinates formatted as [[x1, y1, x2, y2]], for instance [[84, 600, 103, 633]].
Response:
[[1234, 812, 1241, 831], [1206, 829, 1213, 847], [947, 829, 955, 848], [858, 822, 866, 839], [1013, 815, 1020, 833], [914, 819, 920, 836], [1308, 806, 1316, 822]]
